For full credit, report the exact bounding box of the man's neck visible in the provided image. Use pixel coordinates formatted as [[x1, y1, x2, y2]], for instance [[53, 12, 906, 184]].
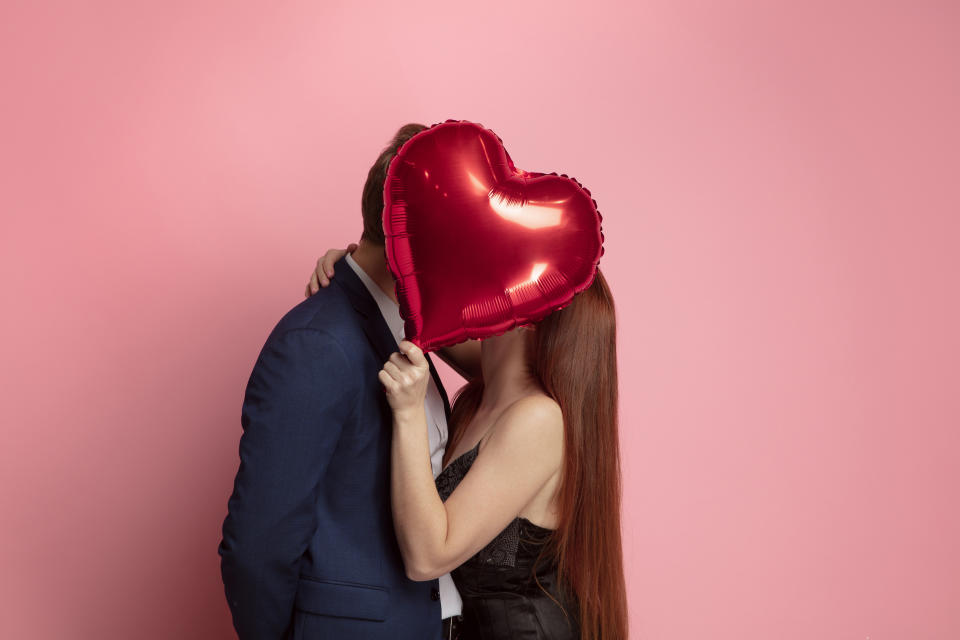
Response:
[[350, 238, 397, 303]]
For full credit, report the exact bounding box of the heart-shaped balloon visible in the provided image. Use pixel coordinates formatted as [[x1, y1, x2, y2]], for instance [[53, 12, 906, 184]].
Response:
[[383, 119, 604, 351]]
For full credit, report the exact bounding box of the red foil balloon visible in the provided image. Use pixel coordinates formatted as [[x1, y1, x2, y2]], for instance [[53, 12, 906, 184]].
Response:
[[383, 120, 604, 351]]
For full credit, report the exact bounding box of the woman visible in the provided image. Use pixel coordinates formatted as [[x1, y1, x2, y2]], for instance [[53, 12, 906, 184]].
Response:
[[308, 248, 627, 640]]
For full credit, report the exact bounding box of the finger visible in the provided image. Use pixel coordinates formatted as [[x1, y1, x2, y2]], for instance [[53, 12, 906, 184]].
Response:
[[383, 360, 402, 379], [323, 248, 344, 277], [304, 283, 310, 298], [389, 352, 410, 368], [385, 362, 412, 386], [347, 242, 358, 253], [378, 369, 397, 390], [314, 265, 329, 288], [312, 258, 330, 287], [397, 340, 427, 368]]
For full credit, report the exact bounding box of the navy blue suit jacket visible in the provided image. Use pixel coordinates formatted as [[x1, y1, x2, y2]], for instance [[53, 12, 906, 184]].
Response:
[[219, 255, 452, 639]]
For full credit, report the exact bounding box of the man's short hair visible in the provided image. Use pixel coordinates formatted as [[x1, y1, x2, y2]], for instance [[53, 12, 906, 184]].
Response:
[[360, 123, 427, 244]]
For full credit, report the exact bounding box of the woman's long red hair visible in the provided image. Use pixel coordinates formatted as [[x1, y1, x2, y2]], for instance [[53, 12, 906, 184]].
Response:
[[444, 269, 627, 640]]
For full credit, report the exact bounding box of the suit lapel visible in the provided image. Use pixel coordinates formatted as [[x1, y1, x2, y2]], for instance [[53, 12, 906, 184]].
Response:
[[424, 352, 452, 421], [333, 255, 452, 421], [332, 255, 399, 365]]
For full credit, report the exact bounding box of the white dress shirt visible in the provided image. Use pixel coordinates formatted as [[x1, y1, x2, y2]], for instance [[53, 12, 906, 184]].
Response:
[[345, 253, 463, 619]]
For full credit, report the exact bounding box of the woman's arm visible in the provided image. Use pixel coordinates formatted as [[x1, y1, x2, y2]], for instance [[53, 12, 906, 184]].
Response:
[[308, 247, 482, 379], [380, 341, 563, 581]]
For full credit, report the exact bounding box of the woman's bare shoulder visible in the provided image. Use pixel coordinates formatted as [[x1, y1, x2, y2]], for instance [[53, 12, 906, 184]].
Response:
[[480, 393, 563, 457], [505, 392, 562, 423]]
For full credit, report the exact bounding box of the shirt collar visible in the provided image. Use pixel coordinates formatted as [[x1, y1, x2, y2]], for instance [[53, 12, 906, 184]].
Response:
[[344, 252, 405, 346]]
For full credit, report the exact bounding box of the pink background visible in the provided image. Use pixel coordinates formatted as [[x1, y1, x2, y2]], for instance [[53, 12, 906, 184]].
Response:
[[2, 1, 958, 638]]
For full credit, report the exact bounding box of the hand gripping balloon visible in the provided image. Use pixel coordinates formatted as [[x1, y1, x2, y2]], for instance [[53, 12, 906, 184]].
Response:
[[383, 119, 604, 351]]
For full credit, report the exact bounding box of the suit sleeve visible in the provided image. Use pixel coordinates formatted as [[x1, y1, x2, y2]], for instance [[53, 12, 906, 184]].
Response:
[[218, 327, 358, 639]]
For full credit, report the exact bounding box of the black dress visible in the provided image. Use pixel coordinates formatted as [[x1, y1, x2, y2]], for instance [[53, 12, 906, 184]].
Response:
[[435, 441, 581, 640]]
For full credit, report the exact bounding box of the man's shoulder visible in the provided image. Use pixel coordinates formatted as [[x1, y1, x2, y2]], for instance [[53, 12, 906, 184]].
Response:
[[249, 288, 368, 392], [268, 285, 363, 344]]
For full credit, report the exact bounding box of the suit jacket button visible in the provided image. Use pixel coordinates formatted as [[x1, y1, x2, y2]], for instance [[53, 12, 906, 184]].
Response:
[[430, 588, 440, 601]]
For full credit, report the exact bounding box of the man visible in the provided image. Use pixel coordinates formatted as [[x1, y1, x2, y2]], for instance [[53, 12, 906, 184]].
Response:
[[219, 123, 479, 639]]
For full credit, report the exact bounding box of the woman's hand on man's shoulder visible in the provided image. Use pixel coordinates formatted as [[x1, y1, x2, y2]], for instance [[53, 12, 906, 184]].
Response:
[[305, 243, 358, 297]]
